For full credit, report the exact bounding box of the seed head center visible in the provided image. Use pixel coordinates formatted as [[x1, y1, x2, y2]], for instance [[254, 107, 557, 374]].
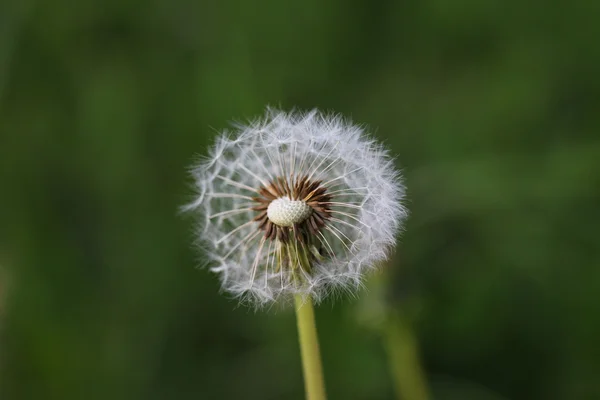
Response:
[[267, 197, 313, 227]]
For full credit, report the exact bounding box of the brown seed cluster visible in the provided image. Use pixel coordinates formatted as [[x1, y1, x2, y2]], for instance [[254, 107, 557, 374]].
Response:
[[252, 175, 332, 243]]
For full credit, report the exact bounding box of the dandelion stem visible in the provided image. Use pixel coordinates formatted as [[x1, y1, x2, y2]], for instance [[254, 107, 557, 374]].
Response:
[[383, 309, 429, 400], [294, 294, 327, 400]]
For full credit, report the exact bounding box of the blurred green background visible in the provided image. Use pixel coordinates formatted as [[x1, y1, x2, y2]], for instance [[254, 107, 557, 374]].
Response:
[[1, 0, 599, 399]]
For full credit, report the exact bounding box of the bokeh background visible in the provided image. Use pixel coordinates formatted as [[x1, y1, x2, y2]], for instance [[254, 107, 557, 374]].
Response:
[[1, 0, 599, 399]]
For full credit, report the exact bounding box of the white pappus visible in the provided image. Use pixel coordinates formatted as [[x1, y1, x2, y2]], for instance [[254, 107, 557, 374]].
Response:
[[183, 108, 407, 307]]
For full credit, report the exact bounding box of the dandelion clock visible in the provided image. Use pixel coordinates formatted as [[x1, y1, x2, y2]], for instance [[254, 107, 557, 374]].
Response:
[[183, 108, 407, 400]]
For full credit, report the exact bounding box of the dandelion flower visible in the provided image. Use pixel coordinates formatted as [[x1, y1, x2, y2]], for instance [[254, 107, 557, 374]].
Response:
[[184, 108, 407, 307]]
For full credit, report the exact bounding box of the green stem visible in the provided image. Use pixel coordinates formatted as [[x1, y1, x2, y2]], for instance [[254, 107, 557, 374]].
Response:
[[294, 294, 327, 400], [383, 310, 430, 400]]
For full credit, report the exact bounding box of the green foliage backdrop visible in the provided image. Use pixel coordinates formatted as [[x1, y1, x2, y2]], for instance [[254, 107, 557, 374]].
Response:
[[1, 0, 599, 399]]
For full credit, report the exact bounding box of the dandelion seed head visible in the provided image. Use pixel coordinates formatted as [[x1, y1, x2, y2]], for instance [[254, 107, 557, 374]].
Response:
[[184, 108, 408, 307]]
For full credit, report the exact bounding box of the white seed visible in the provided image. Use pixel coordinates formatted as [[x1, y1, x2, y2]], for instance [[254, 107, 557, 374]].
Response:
[[267, 196, 313, 227]]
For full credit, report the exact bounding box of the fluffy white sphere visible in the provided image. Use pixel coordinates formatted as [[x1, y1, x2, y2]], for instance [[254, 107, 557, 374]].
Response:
[[183, 108, 407, 307]]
